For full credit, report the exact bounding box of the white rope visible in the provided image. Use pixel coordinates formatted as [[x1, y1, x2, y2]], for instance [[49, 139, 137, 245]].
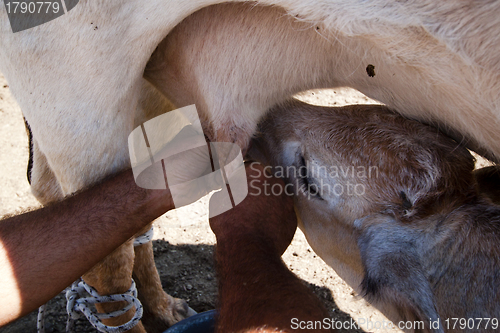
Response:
[[37, 304, 45, 333], [37, 226, 154, 333], [133, 226, 154, 246], [65, 278, 143, 333]]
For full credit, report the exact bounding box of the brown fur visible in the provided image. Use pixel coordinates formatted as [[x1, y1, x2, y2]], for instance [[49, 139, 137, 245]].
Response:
[[474, 166, 500, 203], [250, 99, 500, 332]]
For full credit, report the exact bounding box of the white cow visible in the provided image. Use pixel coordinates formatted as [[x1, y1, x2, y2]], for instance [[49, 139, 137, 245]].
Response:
[[1, 0, 500, 332]]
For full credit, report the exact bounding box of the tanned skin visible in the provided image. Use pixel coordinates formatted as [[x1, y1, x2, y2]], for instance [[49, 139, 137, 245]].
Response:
[[210, 163, 333, 333], [0, 169, 174, 326]]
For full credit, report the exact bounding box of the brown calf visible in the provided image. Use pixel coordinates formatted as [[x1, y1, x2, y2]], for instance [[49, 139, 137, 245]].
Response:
[[249, 99, 500, 332]]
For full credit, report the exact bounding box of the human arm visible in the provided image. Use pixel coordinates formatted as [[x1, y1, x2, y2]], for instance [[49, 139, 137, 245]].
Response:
[[209, 162, 332, 333], [0, 169, 174, 326]]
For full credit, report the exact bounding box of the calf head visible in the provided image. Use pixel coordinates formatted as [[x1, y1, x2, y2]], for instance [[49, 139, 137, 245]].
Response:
[[249, 99, 478, 331]]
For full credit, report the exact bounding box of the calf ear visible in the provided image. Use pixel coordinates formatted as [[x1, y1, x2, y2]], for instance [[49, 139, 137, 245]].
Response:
[[355, 214, 443, 333]]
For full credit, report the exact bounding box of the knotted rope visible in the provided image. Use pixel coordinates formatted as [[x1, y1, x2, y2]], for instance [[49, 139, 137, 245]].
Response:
[[37, 226, 154, 333], [65, 278, 142, 333]]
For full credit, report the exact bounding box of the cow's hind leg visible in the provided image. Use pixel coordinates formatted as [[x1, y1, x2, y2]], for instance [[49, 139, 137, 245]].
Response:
[[30, 143, 192, 332], [82, 241, 147, 332], [133, 224, 196, 332], [28, 134, 147, 331], [26, 81, 193, 331]]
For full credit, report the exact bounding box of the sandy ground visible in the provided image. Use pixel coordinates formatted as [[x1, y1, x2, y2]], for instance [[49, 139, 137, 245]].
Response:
[[0, 72, 493, 333]]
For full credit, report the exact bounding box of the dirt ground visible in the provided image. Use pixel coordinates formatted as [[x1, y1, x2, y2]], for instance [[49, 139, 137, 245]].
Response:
[[0, 72, 493, 333]]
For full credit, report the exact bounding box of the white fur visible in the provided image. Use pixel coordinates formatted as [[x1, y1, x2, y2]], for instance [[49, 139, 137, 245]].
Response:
[[1, 0, 499, 194]]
